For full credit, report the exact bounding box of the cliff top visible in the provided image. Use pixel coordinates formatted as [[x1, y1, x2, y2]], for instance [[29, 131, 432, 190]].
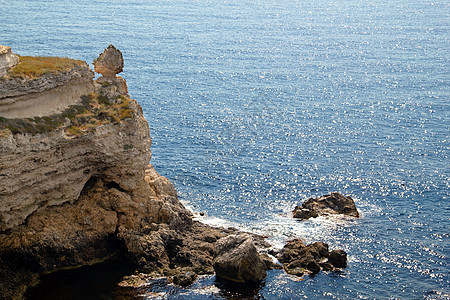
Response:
[[0, 46, 11, 55], [5, 55, 86, 79]]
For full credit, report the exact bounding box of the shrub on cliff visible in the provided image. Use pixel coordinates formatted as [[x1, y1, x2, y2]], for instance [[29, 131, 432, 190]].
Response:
[[0, 93, 133, 137], [6, 56, 85, 79]]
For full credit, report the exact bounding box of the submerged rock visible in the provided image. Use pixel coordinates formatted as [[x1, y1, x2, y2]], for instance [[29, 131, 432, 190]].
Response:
[[213, 234, 267, 283], [293, 192, 359, 220], [278, 239, 347, 276]]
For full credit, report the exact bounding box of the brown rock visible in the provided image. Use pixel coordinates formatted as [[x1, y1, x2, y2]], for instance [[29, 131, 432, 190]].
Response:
[[172, 270, 197, 286], [94, 44, 124, 77], [278, 239, 347, 277], [329, 249, 347, 268], [0, 45, 19, 77], [0, 47, 231, 298], [213, 234, 267, 283], [293, 192, 359, 220]]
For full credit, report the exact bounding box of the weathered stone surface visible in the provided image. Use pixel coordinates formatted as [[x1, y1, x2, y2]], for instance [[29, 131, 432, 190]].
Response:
[[0, 49, 224, 297], [278, 239, 347, 276], [172, 271, 197, 286], [213, 234, 267, 283], [293, 192, 359, 220], [94, 44, 124, 77], [0, 95, 151, 230], [0, 46, 19, 77], [0, 62, 94, 118]]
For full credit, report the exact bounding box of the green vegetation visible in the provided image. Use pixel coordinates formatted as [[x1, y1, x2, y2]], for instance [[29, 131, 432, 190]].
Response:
[[0, 93, 134, 137], [6, 55, 85, 79]]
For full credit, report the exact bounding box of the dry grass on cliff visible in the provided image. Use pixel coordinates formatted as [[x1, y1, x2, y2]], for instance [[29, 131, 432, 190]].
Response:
[[0, 93, 134, 137], [7, 56, 85, 79]]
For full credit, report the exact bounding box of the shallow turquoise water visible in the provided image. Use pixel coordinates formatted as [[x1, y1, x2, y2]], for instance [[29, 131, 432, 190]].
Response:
[[2, 0, 449, 298]]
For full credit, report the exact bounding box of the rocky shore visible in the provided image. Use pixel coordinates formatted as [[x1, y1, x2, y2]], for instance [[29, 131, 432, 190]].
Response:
[[0, 46, 350, 299]]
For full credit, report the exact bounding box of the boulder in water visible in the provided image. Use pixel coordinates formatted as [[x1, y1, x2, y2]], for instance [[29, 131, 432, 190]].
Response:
[[213, 234, 267, 283], [278, 239, 347, 276], [293, 192, 359, 220]]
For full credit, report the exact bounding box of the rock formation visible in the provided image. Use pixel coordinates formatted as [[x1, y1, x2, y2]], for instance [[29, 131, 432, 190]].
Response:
[[0, 46, 19, 77], [0, 45, 353, 298], [213, 234, 268, 283], [93, 44, 123, 77], [277, 239, 347, 276], [293, 192, 359, 220], [0, 48, 94, 119], [0, 46, 228, 298], [94, 44, 127, 96]]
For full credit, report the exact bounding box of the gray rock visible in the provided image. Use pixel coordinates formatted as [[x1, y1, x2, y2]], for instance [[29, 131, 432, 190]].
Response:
[[213, 234, 267, 283], [0, 46, 19, 77]]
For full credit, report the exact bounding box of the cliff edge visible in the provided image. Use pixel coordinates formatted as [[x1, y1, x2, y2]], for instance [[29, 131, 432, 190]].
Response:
[[0, 46, 228, 299], [0, 45, 348, 299]]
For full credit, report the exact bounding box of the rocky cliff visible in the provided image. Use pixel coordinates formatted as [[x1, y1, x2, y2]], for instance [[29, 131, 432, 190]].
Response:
[[0, 46, 230, 299], [0, 51, 94, 118], [0, 46, 348, 299]]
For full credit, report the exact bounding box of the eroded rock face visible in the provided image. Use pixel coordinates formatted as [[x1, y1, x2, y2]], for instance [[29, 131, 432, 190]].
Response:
[[94, 44, 124, 77], [0, 49, 231, 297], [0, 96, 151, 230], [293, 192, 359, 220], [277, 239, 347, 276], [0, 46, 19, 77], [94, 45, 128, 97], [0, 62, 94, 118], [213, 234, 267, 283]]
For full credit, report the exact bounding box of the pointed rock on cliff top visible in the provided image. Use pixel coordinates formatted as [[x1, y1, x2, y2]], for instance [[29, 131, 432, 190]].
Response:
[[93, 44, 124, 77], [0, 45, 19, 77]]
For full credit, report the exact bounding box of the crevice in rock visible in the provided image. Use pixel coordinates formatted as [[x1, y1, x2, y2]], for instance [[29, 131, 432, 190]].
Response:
[[106, 181, 127, 193], [82, 175, 99, 192]]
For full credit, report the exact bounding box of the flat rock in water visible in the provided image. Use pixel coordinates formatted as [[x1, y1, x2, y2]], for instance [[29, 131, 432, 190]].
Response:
[[293, 192, 359, 220], [277, 239, 348, 276]]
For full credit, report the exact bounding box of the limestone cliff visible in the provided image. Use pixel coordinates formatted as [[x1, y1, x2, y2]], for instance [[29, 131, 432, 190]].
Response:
[[0, 52, 94, 118], [0, 46, 347, 299], [0, 46, 227, 299]]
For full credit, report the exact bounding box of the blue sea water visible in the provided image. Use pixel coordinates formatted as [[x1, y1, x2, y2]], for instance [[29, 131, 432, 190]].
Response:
[[2, 0, 449, 298]]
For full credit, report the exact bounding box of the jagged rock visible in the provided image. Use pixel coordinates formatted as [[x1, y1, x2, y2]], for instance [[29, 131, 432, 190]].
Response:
[[213, 234, 267, 283], [0, 49, 231, 298], [293, 192, 359, 220], [94, 45, 128, 98], [94, 44, 124, 77], [0, 46, 19, 77], [329, 249, 347, 268], [172, 270, 197, 286], [278, 239, 347, 276]]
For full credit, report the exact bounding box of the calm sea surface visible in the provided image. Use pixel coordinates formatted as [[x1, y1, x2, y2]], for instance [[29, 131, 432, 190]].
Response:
[[2, 0, 449, 299]]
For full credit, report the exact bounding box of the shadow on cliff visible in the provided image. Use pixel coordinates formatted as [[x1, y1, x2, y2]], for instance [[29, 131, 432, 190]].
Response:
[[24, 255, 136, 300]]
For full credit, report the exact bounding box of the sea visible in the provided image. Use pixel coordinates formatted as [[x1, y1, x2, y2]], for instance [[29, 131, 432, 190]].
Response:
[[1, 0, 449, 299]]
